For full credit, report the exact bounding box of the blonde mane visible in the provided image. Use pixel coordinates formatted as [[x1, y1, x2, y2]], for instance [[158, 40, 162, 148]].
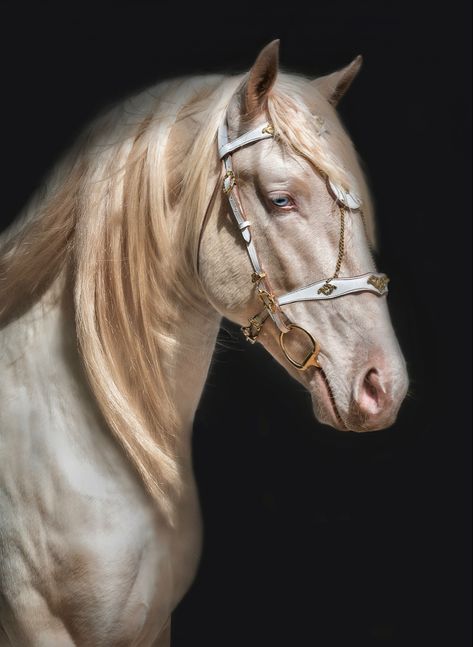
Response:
[[0, 71, 375, 522]]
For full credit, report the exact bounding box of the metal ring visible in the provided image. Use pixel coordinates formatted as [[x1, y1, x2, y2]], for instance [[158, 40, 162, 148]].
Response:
[[279, 323, 321, 371]]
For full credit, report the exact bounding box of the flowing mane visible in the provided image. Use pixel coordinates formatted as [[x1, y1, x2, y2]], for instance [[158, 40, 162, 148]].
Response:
[[0, 71, 375, 521]]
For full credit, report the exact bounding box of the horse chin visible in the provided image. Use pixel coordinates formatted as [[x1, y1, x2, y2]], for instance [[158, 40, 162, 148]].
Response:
[[309, 369, 347, 431]]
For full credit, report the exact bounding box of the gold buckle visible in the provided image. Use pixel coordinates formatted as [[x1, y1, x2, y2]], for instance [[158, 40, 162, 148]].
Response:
[[223, 170, 236, 194], [241, 317, 262, 344], [251, 271, 266, 284], [258, 289, 277, 313], [279, 324, 321, 371]]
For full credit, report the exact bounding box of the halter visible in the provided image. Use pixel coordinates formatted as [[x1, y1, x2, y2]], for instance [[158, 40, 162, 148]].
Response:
[[218, 119, 390, 370]]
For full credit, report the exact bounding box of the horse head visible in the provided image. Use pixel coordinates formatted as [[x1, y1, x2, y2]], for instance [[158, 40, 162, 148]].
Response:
[[200, 41, 408, 431]]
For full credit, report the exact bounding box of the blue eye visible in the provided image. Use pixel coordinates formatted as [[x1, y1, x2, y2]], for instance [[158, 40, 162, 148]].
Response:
[[271, 195, 292, 208]]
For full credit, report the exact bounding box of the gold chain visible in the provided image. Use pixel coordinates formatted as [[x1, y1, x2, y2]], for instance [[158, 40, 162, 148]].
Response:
[[318, 205, 345, 295], [331, 204, 345, 280]]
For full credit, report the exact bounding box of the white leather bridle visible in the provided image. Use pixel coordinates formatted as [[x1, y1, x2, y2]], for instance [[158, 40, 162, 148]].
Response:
[[217, 119, 390, 370]]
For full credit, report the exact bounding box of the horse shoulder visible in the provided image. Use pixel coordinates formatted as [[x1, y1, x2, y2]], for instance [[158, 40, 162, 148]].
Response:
[[0, 299, 186, 644]]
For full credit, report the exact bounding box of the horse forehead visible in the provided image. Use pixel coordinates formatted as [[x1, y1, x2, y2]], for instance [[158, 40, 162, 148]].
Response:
[[238, 141, 314, 181]]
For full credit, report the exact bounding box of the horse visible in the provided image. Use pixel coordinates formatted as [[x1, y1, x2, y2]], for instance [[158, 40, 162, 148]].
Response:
[[0, 40, 408, 645]]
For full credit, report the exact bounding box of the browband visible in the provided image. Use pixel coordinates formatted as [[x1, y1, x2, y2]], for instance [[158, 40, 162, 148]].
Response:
[[218, 121, 275, 159]]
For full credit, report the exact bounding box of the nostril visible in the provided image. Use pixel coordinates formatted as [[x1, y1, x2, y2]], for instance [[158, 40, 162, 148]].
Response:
[[358, 368, 386, 416]]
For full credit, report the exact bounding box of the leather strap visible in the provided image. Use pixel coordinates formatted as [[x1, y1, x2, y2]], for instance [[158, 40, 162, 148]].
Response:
[[219, 121, 290, 334], [278, 273, 389, 306], [219, 122, 274, 159]]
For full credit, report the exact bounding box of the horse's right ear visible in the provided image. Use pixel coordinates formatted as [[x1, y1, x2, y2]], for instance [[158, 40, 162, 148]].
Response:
[[312, 55, 363, 106], [237, 40, 280, 118]]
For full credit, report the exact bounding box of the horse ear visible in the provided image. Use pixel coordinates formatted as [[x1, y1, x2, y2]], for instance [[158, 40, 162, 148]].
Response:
[[241, 40, 280, 117], [312, 55, 363, 106]]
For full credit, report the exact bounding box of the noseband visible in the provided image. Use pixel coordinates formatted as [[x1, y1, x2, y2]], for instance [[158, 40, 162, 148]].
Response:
[[218, 120, 389, 371]]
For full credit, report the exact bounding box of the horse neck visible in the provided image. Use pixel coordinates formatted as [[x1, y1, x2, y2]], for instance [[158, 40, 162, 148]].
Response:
[[164, 302, 221, 436], [2, 275, 221, 445]]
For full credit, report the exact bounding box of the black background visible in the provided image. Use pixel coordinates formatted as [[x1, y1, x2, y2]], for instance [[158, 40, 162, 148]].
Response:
[[0, 2, 470, 645]]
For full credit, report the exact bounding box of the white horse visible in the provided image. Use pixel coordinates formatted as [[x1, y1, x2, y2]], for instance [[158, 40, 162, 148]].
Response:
[[0, 41, 408, 645]]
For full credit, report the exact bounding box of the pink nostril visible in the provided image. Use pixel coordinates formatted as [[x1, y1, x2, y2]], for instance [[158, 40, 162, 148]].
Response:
[[358, 368, 386, 416]]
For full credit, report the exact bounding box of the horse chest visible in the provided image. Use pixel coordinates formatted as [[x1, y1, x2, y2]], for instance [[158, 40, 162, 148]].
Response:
[[0, 323, 202, 644]]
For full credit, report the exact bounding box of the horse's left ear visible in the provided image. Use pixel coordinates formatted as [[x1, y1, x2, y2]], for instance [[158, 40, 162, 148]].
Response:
[[242, 40, 280, 117], [312, 55, 363, 106]]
